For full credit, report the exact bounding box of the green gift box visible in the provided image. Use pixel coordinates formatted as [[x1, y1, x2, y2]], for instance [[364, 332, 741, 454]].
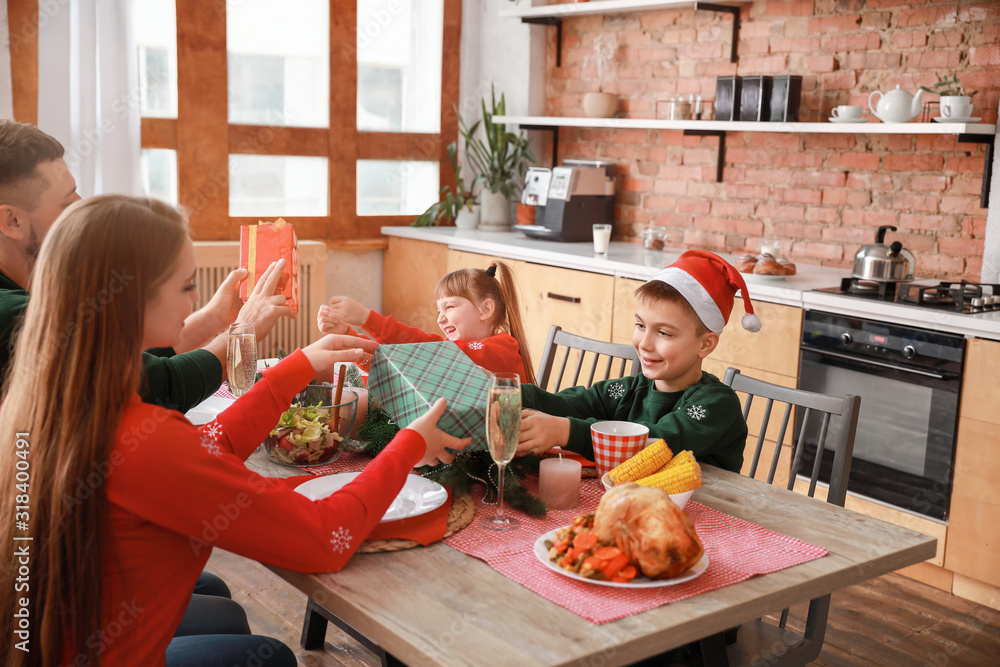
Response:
[[368, 342, 492, 451]]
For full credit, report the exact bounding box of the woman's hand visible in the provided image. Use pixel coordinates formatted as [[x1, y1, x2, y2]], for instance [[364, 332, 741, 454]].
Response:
[[406, 398, 472, 467], [301, 334, 379, 374], [516, 409, 570, 456], [324, 297, 371, 328]]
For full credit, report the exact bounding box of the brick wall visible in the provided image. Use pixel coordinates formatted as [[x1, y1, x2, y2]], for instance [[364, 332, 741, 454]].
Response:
[[544, 0, 1000, 280]]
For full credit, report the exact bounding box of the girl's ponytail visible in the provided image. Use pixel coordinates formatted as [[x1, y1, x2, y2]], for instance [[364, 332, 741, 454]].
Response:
[[491, 261, 537, 385]]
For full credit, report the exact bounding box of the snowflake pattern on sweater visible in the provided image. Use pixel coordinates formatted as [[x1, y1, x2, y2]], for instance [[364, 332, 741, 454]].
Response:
[[607, 382, 626, 400], [200, 421, 224, 456], [687, 405, 707, 421], [330, 527, 352, 553], [467, 341, 484, 350]]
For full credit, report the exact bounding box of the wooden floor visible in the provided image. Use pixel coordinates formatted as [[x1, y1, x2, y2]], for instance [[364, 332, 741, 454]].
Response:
[[206, 549, 1000, 666]]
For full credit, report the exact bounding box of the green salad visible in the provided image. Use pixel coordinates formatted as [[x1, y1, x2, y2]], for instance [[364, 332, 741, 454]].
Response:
[[266, 404, 343, 465]]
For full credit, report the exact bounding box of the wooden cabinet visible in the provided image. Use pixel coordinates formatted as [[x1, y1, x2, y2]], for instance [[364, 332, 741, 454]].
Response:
[[945, 338, 1000, 587], [381, 237, 449, 334], [507, 261, 616, 376]]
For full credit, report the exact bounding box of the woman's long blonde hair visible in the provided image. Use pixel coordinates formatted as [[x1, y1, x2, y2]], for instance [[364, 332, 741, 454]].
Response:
[[435, 260, 536, 385], [0, 195, 189, 667]]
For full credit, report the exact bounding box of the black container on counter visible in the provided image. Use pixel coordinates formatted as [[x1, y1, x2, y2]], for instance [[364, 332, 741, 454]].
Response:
[[740, 76, 772, 122], [714, 76, 741, 121], [769, 75, 803, 122]]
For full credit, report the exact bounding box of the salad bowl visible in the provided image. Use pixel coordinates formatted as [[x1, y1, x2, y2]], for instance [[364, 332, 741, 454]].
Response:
[[263, 386, 358, 467]]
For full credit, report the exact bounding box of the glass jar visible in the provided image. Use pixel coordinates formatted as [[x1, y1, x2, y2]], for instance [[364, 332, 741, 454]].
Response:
[[642, 226, 667, 251]]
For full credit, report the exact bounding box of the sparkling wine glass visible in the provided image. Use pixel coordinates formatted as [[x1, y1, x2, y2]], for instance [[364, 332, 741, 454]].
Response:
[[227, 322, 257, 397], [479, 372, 522, 531]]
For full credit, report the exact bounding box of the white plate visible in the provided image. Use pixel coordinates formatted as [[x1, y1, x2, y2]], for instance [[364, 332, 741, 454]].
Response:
[[828, 117, 868, 123], [600, 472, 694, 510], [533, 529, 709, 588], [294, 472, 448, 523], [185, 394, 236, 425], [932, 116, 982, 124]]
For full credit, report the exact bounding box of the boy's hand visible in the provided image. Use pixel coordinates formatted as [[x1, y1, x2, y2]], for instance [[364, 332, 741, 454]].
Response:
[[302, 333, 379, 374], [317, 304, 351, 335], [516, 410, 570, 456], [325, 296, 370, 327], [407, 398, 472, 467]]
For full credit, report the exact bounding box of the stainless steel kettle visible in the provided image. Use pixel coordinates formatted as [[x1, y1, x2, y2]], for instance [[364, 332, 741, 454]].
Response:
[[852, 225, 915, 282]]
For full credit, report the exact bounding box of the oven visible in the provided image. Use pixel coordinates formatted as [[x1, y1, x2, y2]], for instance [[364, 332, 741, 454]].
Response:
[[797, 310, 965, 521]]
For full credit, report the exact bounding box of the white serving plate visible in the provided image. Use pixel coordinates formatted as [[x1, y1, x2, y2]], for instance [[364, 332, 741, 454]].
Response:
[[828, 117, 869, 123], [932, 116, 981, 124], [294, 472, 448, 523], [533, 528, 708, 588]]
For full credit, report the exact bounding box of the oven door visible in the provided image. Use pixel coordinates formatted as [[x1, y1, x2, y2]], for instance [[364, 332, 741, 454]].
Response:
[[798, 347, 961, 521]]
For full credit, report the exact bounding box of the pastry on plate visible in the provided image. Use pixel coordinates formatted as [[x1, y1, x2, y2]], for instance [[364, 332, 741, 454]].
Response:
[[735, 254, 757, 273], [753, 254, 785, 275]]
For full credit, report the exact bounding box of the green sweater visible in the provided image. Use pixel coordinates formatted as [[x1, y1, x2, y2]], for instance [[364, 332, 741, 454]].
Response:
[[522, 371, 746, 473], [0, 270, 222, 412]]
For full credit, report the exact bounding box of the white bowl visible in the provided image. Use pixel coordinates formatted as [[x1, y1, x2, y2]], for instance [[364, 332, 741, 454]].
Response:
[[601, 472, 694, 510]]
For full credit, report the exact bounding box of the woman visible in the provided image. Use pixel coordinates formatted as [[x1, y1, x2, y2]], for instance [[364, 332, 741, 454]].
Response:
[[0, 195, 469, 666]]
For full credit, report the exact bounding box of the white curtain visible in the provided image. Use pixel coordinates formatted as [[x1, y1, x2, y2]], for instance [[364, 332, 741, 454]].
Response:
[[37, 0, 140, 197], [1, 0, 13, 119]]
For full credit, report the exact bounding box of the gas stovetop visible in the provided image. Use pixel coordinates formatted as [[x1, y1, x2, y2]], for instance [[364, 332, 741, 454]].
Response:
[[816, 278, 1000, 314]]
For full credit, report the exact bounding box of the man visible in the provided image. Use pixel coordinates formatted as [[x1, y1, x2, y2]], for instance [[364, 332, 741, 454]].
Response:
[[0, 119, 292, 411]]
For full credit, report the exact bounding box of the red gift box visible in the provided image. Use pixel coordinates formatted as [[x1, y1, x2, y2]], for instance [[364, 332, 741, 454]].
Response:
[[239, 219, 299, 313]]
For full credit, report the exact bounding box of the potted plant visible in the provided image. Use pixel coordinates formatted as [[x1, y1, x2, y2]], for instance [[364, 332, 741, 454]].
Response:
[[920, 74, 977, 120], [460, 86, 535, 231], [412, 141, 479, 228], [583, 34, 618, 118]]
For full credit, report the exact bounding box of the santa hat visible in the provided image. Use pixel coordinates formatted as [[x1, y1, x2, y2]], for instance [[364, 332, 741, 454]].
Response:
[[647, 250, 762, 334]]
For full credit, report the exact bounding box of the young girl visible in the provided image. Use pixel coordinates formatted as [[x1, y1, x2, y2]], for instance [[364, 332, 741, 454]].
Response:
[[318, 260, 537, 384], [0, 195, 469, 667]]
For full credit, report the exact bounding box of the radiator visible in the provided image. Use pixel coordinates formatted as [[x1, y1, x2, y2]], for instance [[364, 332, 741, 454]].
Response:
[[193, 241, 327, 358]]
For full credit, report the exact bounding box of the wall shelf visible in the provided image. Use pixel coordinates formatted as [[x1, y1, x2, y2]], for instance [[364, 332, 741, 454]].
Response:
[[500, 1, 743, 66], [498, 114, 997, 206]]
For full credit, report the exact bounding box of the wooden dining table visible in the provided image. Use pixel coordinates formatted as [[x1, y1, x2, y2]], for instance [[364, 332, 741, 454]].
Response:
[[265, 464, 937, 667]]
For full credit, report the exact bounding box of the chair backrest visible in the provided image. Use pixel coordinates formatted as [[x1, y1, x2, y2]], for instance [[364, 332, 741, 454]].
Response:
[[722, 367, 861, 507], [536, 325, 641, 392]]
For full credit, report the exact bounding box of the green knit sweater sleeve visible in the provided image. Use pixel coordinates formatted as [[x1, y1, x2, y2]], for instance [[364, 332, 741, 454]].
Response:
[[139, 349, 224, 412]]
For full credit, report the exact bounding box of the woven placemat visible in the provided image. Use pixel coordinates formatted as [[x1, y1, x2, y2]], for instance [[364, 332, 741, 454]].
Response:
[[358, 493, 476, 553]]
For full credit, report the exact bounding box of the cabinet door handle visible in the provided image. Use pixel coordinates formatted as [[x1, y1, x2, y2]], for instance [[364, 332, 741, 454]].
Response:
[[547, 292, 581, 303]]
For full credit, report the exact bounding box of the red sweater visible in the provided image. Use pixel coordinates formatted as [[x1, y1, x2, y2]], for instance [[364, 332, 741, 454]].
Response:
[[90, 350, 424, 665], [359, 310, 531, 382]]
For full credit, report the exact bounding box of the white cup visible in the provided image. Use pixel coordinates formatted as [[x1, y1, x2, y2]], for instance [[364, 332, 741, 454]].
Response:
[[760, 239, 781, 258], [592, 224, 612, 254], [941, 100, 973, 119], [832, 105, 863, 120]]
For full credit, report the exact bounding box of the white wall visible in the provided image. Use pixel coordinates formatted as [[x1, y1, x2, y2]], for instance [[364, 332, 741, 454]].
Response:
[[325, 249, 384, 315]]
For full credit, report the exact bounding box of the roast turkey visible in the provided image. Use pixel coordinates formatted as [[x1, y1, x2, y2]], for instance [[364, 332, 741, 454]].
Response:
[[593, 482, 703, 579]]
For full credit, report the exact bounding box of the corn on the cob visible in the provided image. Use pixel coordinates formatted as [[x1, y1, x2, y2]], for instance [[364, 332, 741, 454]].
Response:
[[635, 450, 702, 494], [608, 439, 674, 483]]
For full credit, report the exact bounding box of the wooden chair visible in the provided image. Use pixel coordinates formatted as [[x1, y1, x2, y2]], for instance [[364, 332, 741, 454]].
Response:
[[536, 325, 641, 392], [701, 367, 862, 667]]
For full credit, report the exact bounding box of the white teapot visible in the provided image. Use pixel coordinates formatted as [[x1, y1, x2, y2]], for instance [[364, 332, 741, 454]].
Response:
[[868, 85, 924, 123]]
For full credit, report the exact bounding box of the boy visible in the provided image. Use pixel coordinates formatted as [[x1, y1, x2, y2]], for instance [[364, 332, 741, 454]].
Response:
[[518, 250, 760, 473]]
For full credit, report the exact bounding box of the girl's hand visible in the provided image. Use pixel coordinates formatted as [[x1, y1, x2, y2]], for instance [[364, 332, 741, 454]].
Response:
[[516, 409, 570, 456], [301, 334, 379, 374], [325, 296, 371, 327], [406, 398, 472, 467], [317, 305, 351, 335]]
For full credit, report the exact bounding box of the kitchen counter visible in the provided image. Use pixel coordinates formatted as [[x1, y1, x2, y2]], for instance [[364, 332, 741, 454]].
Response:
[[383, 226, 1000, 342]]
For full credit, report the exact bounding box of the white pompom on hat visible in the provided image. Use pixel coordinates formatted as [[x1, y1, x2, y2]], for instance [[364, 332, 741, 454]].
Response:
[[647, 250, 762, 334]]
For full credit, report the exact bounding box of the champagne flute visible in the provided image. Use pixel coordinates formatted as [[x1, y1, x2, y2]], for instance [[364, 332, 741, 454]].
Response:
[[227, 322, 257, 397], [480, 372, 522, 531]]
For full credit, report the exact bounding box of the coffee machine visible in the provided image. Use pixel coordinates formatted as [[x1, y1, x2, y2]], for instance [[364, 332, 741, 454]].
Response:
[[515, 160, 615, 242]]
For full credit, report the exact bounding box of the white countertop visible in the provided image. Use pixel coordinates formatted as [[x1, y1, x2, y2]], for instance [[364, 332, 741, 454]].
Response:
[[383, 226, 1000, 342]]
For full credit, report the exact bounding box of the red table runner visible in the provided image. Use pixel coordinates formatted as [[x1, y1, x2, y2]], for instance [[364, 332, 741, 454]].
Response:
[[443, 478, 829, 624]]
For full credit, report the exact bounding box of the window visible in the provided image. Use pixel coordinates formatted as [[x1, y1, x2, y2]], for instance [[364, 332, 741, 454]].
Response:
[[140, 149, 178, 205], [226, 0, 329, 128], [133, 0, 178, 117], [357, 160, 439, 215], [137, 0, 460, 240]]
